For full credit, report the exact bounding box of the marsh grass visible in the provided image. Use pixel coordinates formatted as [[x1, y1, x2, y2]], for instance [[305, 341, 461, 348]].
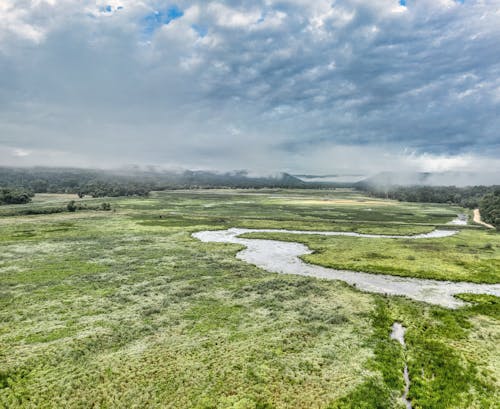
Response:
[[0, 190, 498, 408], [242, 230, 500, 283]]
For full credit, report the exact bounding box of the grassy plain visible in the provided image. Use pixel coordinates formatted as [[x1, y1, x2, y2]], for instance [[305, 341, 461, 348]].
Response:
[[242, 229, 500, 284], [0, 189, 498, 408]]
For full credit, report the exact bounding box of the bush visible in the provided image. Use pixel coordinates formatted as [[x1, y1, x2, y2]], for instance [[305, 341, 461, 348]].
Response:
[[0, 188, 34, 205], [67, 200, 77, 212]]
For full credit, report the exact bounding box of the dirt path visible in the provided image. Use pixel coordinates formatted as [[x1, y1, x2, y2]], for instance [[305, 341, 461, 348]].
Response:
[[473, 209, 495, 229]]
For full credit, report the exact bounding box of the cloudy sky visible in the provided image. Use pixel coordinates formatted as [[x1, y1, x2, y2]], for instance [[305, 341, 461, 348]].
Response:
[[1, 0, 499, 176]]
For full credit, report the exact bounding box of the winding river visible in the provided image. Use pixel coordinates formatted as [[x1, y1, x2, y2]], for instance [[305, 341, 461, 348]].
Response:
[[193, 227, 500, 308]]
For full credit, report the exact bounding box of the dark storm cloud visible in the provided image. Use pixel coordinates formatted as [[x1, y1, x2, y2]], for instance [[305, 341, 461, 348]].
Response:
[[0, 0, 499, 174]]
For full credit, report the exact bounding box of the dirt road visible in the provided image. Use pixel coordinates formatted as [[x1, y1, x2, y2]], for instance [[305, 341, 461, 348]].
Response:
[[473, 209, 494, 229]]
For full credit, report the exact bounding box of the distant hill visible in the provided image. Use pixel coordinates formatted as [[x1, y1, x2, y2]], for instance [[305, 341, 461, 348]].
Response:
[[157, 169, 308, 188], [293, 174, 366, 184], [0, 167, 310, 194]]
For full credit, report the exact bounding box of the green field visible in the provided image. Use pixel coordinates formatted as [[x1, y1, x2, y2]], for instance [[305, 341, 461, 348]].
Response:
[[1, 189, 499, 408]]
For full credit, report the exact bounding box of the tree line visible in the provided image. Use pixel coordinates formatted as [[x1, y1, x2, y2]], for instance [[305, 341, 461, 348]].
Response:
[[359, 184, 500, 228], [0, 167, 312, 199], [0, 168, 152, 200], [479, 189, 500, 228]]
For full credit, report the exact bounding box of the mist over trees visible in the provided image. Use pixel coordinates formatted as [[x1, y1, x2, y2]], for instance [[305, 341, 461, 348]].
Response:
[[1, 167, 499, 229], [359, 184, 498, 209], [0, 168, 152, 198], [0, 167, 309, 197]]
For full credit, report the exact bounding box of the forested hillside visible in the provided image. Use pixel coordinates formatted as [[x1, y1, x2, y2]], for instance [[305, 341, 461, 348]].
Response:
[[0, 167, 308, 199]]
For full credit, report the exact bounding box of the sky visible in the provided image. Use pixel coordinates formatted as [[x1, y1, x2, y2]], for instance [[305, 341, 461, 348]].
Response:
[[0, 0, 500, 177]]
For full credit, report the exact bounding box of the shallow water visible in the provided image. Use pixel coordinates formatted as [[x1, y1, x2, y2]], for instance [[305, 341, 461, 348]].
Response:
[[391, 323, 412, 409], [390, 322, 406, 346], [193, 228, 500, 308], [448, 214, 468, 226]]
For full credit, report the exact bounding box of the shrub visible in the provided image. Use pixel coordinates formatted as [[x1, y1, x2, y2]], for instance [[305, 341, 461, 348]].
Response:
[[67, 200, 77, 212]]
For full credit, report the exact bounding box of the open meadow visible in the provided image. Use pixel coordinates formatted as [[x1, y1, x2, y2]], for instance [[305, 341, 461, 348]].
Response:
[[1, 189, 499, 408]]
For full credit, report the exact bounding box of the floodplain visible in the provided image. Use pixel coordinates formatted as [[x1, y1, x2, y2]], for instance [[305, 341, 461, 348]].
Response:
[[1, 189, 499, 408]]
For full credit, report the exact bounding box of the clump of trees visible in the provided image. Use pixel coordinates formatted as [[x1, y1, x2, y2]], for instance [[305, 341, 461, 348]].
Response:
[[67, 200, 77, 212], [0, 188, 34, 205], [67, 201, 112, 212], [77, 181, 150, 198], [479, 189, 500, 230], [1, 202, 113, 216]]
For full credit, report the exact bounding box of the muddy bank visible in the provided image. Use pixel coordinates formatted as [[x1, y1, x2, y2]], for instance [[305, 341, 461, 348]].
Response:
[[193, 228, 500, 308]]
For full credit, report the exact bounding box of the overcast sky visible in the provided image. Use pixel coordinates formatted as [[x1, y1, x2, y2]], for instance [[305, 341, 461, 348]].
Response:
[[1, 0, 499, 176]]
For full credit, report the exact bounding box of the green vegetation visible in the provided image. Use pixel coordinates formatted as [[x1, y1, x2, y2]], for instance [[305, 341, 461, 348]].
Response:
[[0, 167, 310, 198], [360, 184, 500, 229], [480, 189, 500, 229], [0, 199, 113, 217], [0, 188, 34, 205], [358, 182, 498, 209], [243, 229, 500, 283], [0, 189, 498, 408], [67, 200, 112, 213]]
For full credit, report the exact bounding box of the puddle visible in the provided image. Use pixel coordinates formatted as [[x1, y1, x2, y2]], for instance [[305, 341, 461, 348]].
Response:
[[448, 214, 468, 226]]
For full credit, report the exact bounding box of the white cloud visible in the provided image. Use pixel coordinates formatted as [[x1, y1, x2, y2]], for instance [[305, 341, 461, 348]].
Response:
[[0, 0, 498, 176], [12, 148, 31, 157], [207, 3, 261, 28], [0, 2, 45, 44]]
